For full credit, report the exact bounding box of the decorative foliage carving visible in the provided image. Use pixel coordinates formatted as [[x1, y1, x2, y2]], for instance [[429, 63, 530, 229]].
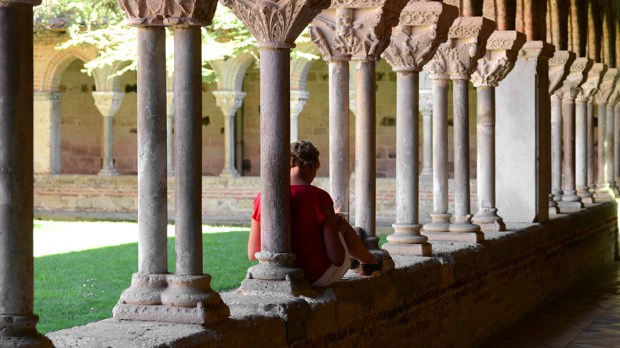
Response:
[[220, 0, 331, 46], [92, 91, 125, 118], [118, 0, 218, 26], [213, 90, 246, 117], [594, 68, 619, 105], [577, 63, 606, 101], [383, 1, 458, 72], [309, 0, 408, 61], [471, 30, 526, 88], [548, 50, 576, 95], [558, 57, 592, 101], [424, 16, 495, 80]]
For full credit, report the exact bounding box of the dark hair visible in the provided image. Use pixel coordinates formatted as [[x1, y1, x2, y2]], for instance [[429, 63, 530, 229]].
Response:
[[291, 140, 320, 169]]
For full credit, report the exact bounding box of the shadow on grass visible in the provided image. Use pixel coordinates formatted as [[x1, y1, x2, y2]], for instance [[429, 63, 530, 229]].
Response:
[[35, 230, 255, 334]]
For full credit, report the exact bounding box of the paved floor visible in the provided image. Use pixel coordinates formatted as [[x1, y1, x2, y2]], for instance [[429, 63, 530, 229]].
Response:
[[481, 261, 620, 348]]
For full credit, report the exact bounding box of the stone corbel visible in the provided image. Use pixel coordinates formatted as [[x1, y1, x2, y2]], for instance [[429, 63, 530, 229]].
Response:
[[548, 51, 576, 96], [382, 1, 458, 72], [118, 0, 218, 26], [309, 0, 409, 62], [558, 58, 593, 102], [424, 16, 496, 80], [92, 91, 125, 118], [471, 30, 526, 88], [290, 90, 309, 117], [577, 63, 607, 103]]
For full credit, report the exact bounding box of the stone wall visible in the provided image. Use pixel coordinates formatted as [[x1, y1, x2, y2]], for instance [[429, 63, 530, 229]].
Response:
[[47, 202, 618, 347]]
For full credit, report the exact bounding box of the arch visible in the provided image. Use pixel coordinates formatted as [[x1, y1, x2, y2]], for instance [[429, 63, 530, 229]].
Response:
[[209, 52, 256, 92], [290, 56, 316, 91], [37, 45, 97, 92]]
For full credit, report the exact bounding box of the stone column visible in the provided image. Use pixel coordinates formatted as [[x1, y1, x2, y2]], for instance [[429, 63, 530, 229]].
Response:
[[496, 41, 555, 223], [471, 30, 525, 232], [0, 1, 53, 346], [92, 91, 125, 176], [593, 68, 618, 201], [166, 91, 175, 176], [576, 63, 606, 203], [213, 90, 245, 177], [223, 0, 331, 295], [382, 1, 457, 256], [33, 91, 62, 175], [616, 104, 620, 188], [423, 16, 494, 243], [290, 90, 309, 143], [547, 50, 576, 212], [311, 0, 408, 253], [420, 72, 433, 179], [557, 58, 593, 211], [114, 0, 227, 325], [588, 100, 596, 190], [606, 92, 619, 195]]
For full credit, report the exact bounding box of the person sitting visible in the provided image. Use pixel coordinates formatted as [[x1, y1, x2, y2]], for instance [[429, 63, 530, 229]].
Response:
[[248, 140, 383, 286]]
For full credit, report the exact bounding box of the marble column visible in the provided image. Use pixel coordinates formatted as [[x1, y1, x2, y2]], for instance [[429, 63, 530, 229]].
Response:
[[33, 91, 62, 174], [547, 50, 576, 213], [92, 91, 125, 176], [576, 63, 606, 203], [557, 58, 593, 211], [328, 61, 350, 214], [290, 90, 309, 143], [593, 68, 618, 201], [496, 41, 555, 223], [423, 16, 494, 243], [606, 96, 619, 195], [213, 91, 245, 177], [616, 104, 620, 188], [166, 91, 175, 177], [0, 1, 53, 346], [223, 0, 331, 295], [382, 1, 457, 256], [471, 30, 525, 232], [420, 74, 433, 179]]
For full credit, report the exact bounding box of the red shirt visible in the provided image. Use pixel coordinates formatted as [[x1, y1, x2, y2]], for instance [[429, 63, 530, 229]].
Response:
[[252, 185, 334, 283]]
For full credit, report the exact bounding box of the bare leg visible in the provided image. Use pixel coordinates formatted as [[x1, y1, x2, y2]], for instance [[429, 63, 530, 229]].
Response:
[[338, 220, 377, 264]]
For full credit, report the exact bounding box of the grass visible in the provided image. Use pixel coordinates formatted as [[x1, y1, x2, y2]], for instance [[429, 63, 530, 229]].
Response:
[[33, 221, 389, 334], [34, 228, 255, 334]]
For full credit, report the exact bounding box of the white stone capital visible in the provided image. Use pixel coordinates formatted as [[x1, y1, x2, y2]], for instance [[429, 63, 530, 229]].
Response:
[[516, 40, 555, 61], [92, 91, 125, 118], [577, 63, 607, 102], [558, 57, 593, 102], [383, 1, 458, 72], [290, 90, 310, 117], [471, 30, 526, 88], [594, 68, 618, 105], [118, 0, 218, 26], [213, 90, 246, 117], [548, 50, 576, 96], [424, 16, 496, 80], [310, 0, 409, 62]]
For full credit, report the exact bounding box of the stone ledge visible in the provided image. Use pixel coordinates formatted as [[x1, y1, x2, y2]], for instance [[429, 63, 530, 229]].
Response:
[[46, 202, 618, 347]]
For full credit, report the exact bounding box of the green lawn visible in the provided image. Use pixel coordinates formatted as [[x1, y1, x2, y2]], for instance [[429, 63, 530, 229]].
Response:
[[34, 230, 255, 334]]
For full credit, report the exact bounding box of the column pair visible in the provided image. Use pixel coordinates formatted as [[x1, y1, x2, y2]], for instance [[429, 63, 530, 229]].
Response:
[[593, 69, 619, 201], [114, 0, 228, 324], [422, 16, 495, 243]]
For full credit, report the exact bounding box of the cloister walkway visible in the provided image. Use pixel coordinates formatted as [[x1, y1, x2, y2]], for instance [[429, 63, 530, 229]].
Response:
[[482, 261, 620, 348]]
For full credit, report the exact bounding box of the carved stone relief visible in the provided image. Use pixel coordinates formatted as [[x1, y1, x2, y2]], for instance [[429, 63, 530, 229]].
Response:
[[309, 0, 408, 61], [118, 0, 218, 26], [382, 1, 458, 72], [593, 68, 618, 105], [471, 30, 526, 88], [577, 63, 607, 102], [557, 57, 593, 101], [548, 50, 576, 96]]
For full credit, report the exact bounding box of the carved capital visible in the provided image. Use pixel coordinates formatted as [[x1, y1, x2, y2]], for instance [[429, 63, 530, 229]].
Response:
[[118, 0, 218, 26], [517, 40, 555, 60], [471, 30, 526, 87], [290, 90, 310, 117], [309, 0, 409, 62], [576, 63, 606, 102], [382, 2, 458, 72], [92, 91, 125, 118], [558, 57, 593, 101], [221, 0, 330, 48], [548, 50, 576, 95], [594, 68, 618, 105], [212, 90, 246, 117], [424, 16, 496, 80]]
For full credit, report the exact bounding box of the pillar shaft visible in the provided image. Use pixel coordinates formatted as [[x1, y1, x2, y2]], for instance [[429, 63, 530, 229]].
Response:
[[421, 94, 433, 176], [174, 27, 202, 276], [50, 93, 61, 174], [606, 104, 617, 191], [102, 116, 115, 171], [551, 94, 563, 200], [576, 98, 590, 198], [0, 3, 52, 345], [137, 27, 168, 274], [223, 113, 236, 174], [166, 94, 175, 177], [597, 103, 607, 185], [355, 60, 378, 249], [561, 97, 581, 204], [329, 61, 350, 215], [260, 47, 291, 254], [587, 101, 595, 188], [615, 106, 620, 185]]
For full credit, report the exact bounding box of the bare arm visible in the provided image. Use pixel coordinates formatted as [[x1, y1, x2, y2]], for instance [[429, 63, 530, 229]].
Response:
[[322, 207, 346, 267], [248, 218, 261, 261]]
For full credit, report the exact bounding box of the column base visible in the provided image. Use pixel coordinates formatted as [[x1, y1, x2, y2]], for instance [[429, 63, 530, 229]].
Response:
[[422, 230, 484, 243], [549, 194, 559, 214], [98, 167, 119, 176], [0, 315, 53, 348], [421, 213, 451, 233], [551, 189, 563, 202], [220, 168, 240, 178], [594, 184, 614, 201], [577, 186, 594, 203], [561, 190, 583, 203], [238, 252, 312, 297], [449, 215, 481, 233], [608, 183, 620, 196], [472, 208, 506, 232], [384, 223, 431, 256], [114, 273, 230, 325], [557, 200, 585, 213]]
